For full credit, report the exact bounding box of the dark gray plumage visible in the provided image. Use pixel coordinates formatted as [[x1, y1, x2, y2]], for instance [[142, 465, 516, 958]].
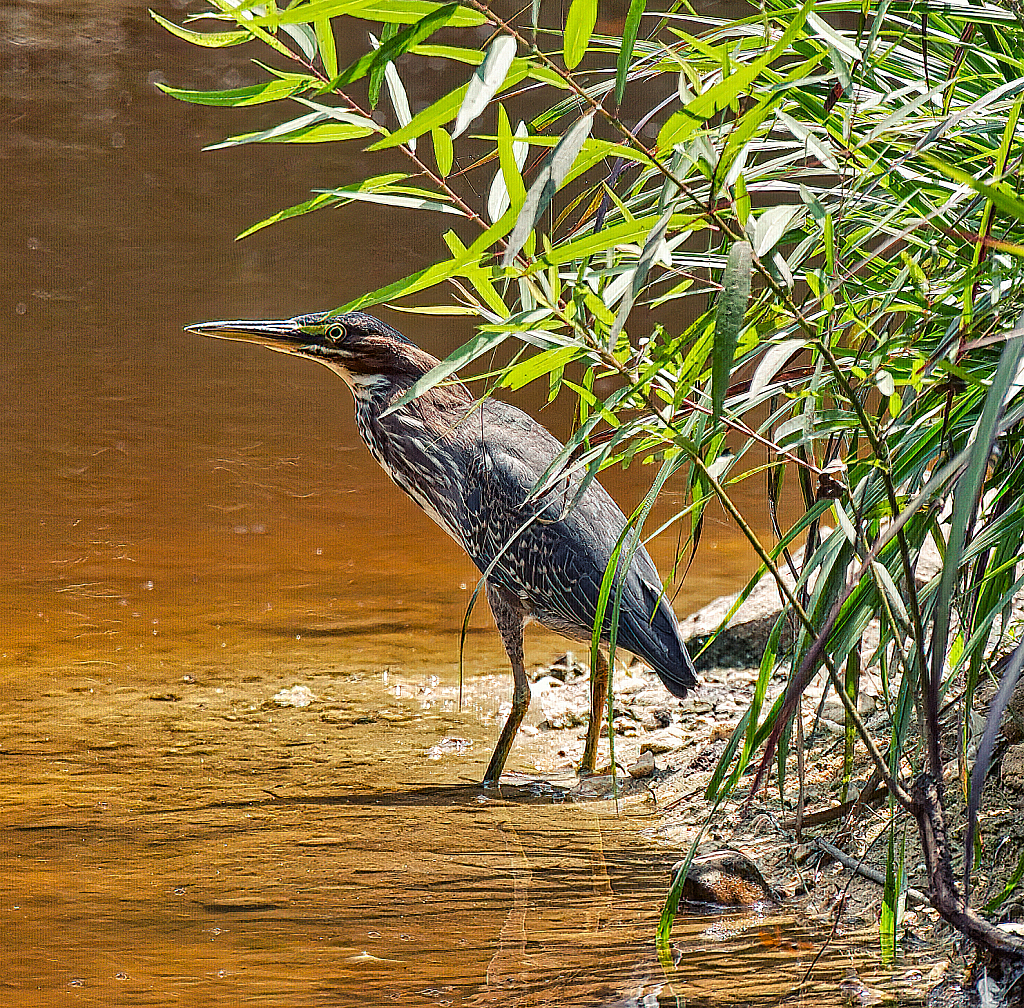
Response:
[[186, 310, 697, 783]]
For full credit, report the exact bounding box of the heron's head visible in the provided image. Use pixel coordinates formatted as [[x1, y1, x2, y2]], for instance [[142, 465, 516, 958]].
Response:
[[186, 311, 438, 383]]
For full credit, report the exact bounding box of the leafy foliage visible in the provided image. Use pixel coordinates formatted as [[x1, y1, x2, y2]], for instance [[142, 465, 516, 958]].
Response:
[[156, 0, 1024, 959]]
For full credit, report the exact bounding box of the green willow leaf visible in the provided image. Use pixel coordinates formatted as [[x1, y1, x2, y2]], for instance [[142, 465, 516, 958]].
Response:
[[609, 209, 672, 342], [381, 330, 512, 417], [431, 127, 454, 176], [314, 18, 338, 77], [314, 186, 465, 214], [411, 43, 571, 88], [614, 0, 646, 105], [245, 0, 486, 26], [923, 153, 1024, 223], [499, 345, 581, 390], [712, 240, 752, 424], [156, 78, 312, 106], [207, 120, 375, 149], [656, 0, 813, 152], [236, 192, 342, 239], [563, 0, 597, 70], [327, 7, 456, 90], [338, 207, 517, 314], [488, 109, 528, 222], [149, 10, 249, 47], [368, 62, 531, 150], [535, 212, 700, 268], [235, 172, 413, 238], [369, 23, 400, 105]]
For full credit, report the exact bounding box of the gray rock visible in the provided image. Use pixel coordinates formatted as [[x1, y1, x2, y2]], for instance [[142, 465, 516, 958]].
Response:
[[627, 750, 657, 777]]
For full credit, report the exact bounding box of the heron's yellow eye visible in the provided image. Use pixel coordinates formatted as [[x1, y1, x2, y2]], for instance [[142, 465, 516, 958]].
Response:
[[325, 324, 346, 343]]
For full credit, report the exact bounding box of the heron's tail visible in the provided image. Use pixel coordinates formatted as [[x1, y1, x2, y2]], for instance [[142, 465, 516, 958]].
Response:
[[617, 585, 698, 698], [652, 642, 698, 698], [638, 618, 697, 697]]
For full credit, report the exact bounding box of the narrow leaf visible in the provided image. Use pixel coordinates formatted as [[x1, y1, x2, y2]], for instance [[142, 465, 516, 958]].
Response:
[[712, 240, 752, 423], [236, 192, 341, 239], [748, 340, 806, 400], [337, 207, 517, 313], [656, 0, 813, 152], [150, 10, 249, 47], [367, 62, 530, 150], [930, 335, 1024, 701], [411, 43, 571, 88], [156, 78, 311, 106], [245, 0, 486, 27], [314, 18, 338, 77], [609, 210, 672, 342], [387, 304, 479, 315], [384, 53, 415, 148], [206, 120, 374, 149], [251, 177, 412, 231], [614, 0, 646, 106], [751, 204, 805, 257], [315, 187, 465, 214], [380, 331, 510, 417], [965, 631, 1024, 891], [563, 0, 597, 69], [924, 154, 1024, 224], [488, 110, 528, 221], [500, 346, 581, 391], [502, 112, 595, 266], [452, 36, 517, 139], [329, 7, 454, 90], [538, 212, 700, 268], [870, 561, 911, 625], [281, 22, 318, 60], [432, 127, 454, 176]]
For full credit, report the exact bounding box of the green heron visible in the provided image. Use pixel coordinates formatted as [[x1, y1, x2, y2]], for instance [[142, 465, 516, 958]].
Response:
[[187, 311, 697, 784]]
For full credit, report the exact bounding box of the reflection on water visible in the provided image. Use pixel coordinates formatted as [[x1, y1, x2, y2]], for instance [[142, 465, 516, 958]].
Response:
[[1, 3, 932, 1005], [4, 663, 931, 1008]]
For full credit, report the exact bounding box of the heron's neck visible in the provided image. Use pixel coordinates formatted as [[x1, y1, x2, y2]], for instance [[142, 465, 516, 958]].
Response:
[[322, 359, 472, 424], [322, 362, 393, 405]]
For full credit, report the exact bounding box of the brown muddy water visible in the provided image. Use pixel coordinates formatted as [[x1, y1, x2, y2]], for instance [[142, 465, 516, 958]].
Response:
[[0, 3, 939, 1005]]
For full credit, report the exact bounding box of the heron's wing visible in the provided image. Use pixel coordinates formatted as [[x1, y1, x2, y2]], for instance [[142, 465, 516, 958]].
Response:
[[456, 412, 651, 631], [454, 404, 695, 693]]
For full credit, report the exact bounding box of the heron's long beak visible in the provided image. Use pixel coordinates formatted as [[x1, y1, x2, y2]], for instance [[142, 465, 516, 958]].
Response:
[[185, 319, 307, 353]]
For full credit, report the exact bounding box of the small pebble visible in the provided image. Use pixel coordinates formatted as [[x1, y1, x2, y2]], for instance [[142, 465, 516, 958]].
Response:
[[271, 685, 317, 708]]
